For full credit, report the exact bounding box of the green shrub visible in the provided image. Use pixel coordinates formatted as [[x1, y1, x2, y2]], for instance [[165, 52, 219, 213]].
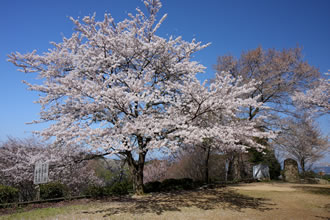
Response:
[[40, 182, 68, 200], [86, 180, 133, 198], [160, 178, 180, 191], [159, 178, 194, 191], [0, 185, 19, 204], [85, 185, 106, 198], [192, 180, 205, 188], [320, 174, 330, 181], [176, 178, 194, 190], [107, 180, 132, 195], [301, 170, 317, 179], [145, 178, 193, 193], [144, 181, 161, 193]]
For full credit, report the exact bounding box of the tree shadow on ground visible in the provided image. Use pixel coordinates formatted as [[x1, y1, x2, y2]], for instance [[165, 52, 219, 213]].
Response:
[[292, 186, 330, 196], [82, 186, 275, 218]]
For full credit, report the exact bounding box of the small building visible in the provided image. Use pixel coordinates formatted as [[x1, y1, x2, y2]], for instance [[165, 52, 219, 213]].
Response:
[[253, 164, 270, 180]]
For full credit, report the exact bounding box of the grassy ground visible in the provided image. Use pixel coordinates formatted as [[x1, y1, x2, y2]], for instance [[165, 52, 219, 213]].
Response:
[[1, 182, 329, 220]]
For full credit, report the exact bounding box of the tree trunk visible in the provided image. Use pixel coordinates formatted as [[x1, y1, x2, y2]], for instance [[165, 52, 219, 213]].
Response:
[[131, 166, 144, 195], [204, 145, 211, 184], [227, 152, 241, 181], [300, 158, 305, 178], [227, 155, 233, 181], [225, 159, 229, 182], [125, 150, 146, 195], [233, 154, 241, 180]]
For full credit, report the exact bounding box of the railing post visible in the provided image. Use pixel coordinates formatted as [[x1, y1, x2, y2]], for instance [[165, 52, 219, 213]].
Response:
[[35, 184, 40, 201]]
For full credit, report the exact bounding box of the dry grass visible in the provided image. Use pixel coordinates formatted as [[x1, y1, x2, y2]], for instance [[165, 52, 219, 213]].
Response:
[[231, 182, 330, 220], [1, 182, 329, 220]]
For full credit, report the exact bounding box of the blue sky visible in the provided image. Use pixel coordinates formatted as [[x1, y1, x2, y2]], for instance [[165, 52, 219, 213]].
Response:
[[1, 0, 329, 155]]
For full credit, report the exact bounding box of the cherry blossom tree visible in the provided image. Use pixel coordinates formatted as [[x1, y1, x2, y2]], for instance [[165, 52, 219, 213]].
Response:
[[173, 74, 276, 183], [0, 137, 101, 198], [9, 0, 273, 194], [292, 73, 330, 115]]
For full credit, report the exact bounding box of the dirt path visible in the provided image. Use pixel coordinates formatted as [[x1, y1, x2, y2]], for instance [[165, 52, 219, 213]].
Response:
[[231, 182, 330, 220]]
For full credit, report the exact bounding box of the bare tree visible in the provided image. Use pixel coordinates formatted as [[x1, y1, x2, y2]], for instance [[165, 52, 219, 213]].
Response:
[[214, 46, 321, 180], [165, 145, 228, 183], [165, 146, 206, 181], [143, 159, 171, 183], [215, 46, 320, 120], [274, 114, 329, 175]]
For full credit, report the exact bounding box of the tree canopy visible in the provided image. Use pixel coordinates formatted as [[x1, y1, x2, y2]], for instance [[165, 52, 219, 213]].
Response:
[[9, 0, 274, 194]]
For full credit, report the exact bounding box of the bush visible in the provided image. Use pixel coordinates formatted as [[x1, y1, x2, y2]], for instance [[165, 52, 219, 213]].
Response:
[[85, 185, 106, 198], [159, 178, 180, 191], [145, 178, 194, 193], [301, 170, 317, 179], [107, 180, 133, 195], [159, 178, 194, 192], [16, 181, 36, 202], [321, 174, 330, 181], [0, 185, 19, 204], [40, 182, 68, 200], [86, 180, 133, 198], [144, 181, 161, 193], [177, 178, 194, 190], [192, 180, 205, 187]]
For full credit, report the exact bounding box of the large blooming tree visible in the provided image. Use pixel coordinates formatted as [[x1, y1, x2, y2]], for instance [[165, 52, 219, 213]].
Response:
[[9, 0, 273, 194]]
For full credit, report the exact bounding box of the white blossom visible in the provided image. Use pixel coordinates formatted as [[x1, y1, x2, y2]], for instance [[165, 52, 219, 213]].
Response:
[[8, 0, 274, 193], [292, 72, 330, 115]]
